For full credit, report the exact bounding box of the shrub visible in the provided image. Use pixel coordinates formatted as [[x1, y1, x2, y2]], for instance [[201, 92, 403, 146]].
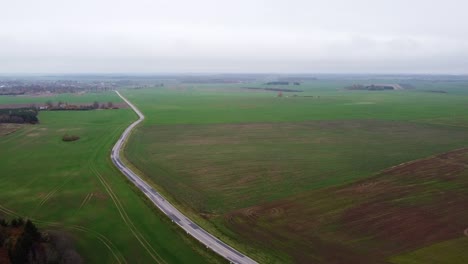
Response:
[[62, 134, 80, 142]]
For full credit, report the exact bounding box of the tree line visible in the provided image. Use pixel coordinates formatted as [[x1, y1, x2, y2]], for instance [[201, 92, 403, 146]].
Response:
[[44, 101, 118, 111], [1, 218, 42, 264], [0, 108, 39, 124]]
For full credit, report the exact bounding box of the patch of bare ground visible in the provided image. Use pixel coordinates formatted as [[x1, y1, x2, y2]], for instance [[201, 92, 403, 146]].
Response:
[[0, 124, 22, 137], [379, 148, 468, 181], [199, 212, 219, 220], [341, 200, 466, 253], [92, 191, 108, 201], [225, 148, 468, 263], [226, 195, 386, 264]]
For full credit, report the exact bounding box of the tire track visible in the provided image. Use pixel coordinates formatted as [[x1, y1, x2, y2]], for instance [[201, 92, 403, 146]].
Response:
[[37, 172, 76, 208], [0, 125, 31, 144], [89, 165, 166, 264], [88, 124, 167, 264], [0, 203, 126, 264], [79, 193, 94, 209], [114, 91, 258, 264]]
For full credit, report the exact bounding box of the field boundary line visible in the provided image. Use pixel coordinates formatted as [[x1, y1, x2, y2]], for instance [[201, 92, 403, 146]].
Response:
[[379, 147, 468, 175]]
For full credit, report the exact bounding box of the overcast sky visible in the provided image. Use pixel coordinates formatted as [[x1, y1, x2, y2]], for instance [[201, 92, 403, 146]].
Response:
[[1, 0, 467, 74]]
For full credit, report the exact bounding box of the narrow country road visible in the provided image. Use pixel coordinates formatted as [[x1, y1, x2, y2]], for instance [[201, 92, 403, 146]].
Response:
[[111, 91, 258, 264]]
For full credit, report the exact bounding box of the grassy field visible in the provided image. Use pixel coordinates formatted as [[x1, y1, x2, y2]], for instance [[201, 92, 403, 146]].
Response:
[[123, 80, 468, 263], [225, 147, 468, 263], [0, 92, 219, 263], [126, 120, 468, 213]]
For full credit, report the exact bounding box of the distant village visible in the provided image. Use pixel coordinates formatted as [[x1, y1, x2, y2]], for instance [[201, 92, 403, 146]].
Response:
[[0, 80, 121, 96]]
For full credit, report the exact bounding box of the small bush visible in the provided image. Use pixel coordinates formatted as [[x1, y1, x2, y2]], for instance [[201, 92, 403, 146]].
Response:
[[62, 134, 80, 142]]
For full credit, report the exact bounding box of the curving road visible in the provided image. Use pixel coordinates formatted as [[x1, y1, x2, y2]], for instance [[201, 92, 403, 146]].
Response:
[[111, 91, 258, 264]]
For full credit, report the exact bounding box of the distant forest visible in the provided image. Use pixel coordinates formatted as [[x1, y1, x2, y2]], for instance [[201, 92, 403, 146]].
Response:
[[43, 100, 118, 111], [0, 108, 39, 124]]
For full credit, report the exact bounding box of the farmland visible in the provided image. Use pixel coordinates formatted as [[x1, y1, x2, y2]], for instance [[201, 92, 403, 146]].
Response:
[[123, 79, 468, 263], [0, 92, 216, 263]]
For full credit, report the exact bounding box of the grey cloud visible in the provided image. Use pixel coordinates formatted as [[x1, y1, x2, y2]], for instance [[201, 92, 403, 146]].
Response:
[[1, 0, 467, 73]]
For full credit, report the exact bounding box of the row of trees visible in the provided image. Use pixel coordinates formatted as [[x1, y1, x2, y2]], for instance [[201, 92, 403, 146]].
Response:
[[0, 80, 117, 95], [0, 108, 39, 124], [43, 101, 117, 111]]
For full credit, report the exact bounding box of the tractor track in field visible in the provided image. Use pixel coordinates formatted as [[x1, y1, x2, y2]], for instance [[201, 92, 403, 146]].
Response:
[[79, 193, 94, 209], [0, 125, 31, 143], [0, 107, 169, 263], [113, 91, 258, 264], [88, 124, 167, 264], [0, 203, 126, 264], [2, 121, 166, 263], [37, 172, 76, 208]]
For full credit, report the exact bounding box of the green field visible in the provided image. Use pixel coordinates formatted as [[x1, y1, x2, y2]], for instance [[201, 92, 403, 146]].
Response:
[[0, 92, 219, 263], [122, 80, 468, 263]]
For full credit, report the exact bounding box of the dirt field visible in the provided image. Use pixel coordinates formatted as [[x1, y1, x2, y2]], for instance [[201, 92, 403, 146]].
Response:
[[225, 148, 468, 263], [0, 124, 23, 137]]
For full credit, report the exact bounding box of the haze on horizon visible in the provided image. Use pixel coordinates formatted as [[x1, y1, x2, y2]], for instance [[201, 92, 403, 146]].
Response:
[[1, 0, 468, 74]]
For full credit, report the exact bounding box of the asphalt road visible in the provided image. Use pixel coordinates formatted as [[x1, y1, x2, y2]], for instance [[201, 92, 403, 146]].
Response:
[[111, 91, 258, 264]]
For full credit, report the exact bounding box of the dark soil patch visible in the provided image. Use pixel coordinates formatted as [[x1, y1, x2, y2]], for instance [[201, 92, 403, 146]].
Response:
[[93, 191, 108, 201], [225, 148, 468, 263], [341, 202, 465, 253]]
